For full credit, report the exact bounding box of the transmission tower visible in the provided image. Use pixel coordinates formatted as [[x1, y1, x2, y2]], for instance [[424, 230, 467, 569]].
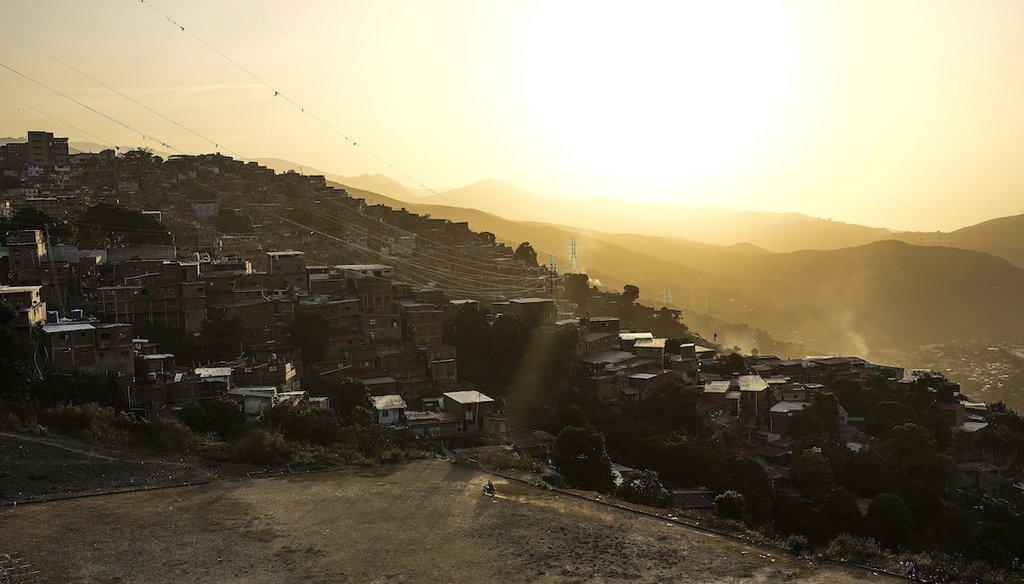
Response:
[[663, 287, 671, 307], [549, 253, 559, 293], [568, 235, 581, 274]]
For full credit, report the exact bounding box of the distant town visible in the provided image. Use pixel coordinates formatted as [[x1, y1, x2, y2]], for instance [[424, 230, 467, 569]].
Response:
[[2, 131, 1023, 582]]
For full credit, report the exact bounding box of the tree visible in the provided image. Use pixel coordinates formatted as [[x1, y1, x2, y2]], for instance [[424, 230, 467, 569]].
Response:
[[825, 487, 862, 535], [810, 391, 841, 439], [865, 493, 914, 550], [303, 376, 373, 422], [178, 396, 246, 440], [120, 147, 158, 165], [652, 307, 686, 337], [562, 273, 590, 307], [846, 449, 893, 497], [552, 425, 615, 493], [878, 423, 957, 493], [267, 402, 342, 446], [622, 284, 640, 304], [714, 490, 746, 520], [616, 469, 671, 507], [290, 311, 330, 365], [788, 410, 825, 440], [513, 242, 538, 267], [790, 449, 834, 501], [920, 407, 953, 451], [710, 456, 774, 524], [865, 401, 916, 438], [650, 433, 720, 487]]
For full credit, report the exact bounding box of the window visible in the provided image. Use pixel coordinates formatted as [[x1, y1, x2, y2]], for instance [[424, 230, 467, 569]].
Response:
[[382, 410, 389, 418]]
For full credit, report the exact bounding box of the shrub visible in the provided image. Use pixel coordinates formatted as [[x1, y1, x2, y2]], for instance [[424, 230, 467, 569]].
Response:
[[616, 469, 672, 508], [228, 430, 296, 466], [823, 533, 884, 564], [714, 490, 746, 520], [783, 535, 810, 554]]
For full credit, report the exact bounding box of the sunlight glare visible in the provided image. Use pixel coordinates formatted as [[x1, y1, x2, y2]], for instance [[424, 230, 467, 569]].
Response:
[[523, 1, 794, 185]]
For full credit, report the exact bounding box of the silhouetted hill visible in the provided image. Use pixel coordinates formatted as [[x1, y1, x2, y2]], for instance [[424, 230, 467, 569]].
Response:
[[345, 181, 1024, 360], [250, 158, 429, 201], [946, 214, 1024, 269], [707, 241, 1024, 355], [420, 179, 893, 252]]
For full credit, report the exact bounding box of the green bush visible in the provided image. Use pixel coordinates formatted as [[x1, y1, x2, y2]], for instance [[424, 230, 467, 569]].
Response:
[[823, 533, 884, 564], [616, 469, 672, 508], [714, 490, 746, 520], [783, 534, 810, 554]]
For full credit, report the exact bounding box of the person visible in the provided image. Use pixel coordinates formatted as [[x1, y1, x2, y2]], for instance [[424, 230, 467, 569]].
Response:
[[483, 480, 495, 495]]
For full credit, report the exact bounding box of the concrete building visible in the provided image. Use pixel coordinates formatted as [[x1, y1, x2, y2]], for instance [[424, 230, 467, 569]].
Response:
[[26, 131, 70, 168], [371, 394, 407, 425]]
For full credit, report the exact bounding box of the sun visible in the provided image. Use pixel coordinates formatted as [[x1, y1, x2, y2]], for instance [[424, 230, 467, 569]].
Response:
[[522, 2, 794, 186]]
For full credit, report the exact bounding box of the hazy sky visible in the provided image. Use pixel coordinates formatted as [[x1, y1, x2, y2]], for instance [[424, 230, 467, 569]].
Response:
[[2, 1, 1023, 231]]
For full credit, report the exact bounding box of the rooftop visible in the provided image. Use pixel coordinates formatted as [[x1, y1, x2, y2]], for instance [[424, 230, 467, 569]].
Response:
[[371, 394, 408, 411], [770, 401, 812, 413], [195, 366, 232, 379], [619, 332, 654, 341], [633, 338, 667, 349], [581, 350, 637, 366], [41, 322, 94, 334], [443, 390, 495, 405], [0, 285, 42, 293]]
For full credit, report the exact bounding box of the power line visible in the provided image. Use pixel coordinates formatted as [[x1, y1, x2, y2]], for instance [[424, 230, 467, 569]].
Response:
[[0, 28, 243, 158], [136, 0, 437, 194], [0, 61, 183, 153]]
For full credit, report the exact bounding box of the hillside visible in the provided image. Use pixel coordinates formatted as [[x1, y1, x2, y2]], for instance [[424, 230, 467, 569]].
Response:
[[947, 213, 1024, 269], [419, 179, 894, 252], [342, 182, 1024, 361]]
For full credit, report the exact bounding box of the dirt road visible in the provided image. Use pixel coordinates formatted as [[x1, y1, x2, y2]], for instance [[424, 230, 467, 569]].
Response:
[[1, 459, 898, 583]]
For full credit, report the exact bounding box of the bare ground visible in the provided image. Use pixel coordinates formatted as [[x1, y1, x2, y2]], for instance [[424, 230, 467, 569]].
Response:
[[0, 431, 250, 505], [1, 459, 899, 584]]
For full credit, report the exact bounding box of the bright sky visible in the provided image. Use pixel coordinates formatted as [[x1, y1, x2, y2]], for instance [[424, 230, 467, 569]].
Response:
[[2, 0, 1023, 231]]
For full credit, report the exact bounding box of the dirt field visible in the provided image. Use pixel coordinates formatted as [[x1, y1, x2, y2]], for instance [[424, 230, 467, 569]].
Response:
[[1, 459, 898, 584]]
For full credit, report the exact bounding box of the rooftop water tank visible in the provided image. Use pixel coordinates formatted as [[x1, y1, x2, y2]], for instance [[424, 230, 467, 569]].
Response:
[[70, 309, 84, 320], [46, 310, 59, 324]]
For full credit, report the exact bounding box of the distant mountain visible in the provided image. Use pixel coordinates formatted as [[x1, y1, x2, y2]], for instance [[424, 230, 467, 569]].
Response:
[[335, 174, 431, 201], [68, 141, 113, 154], [249, 158, 429, 201], [945, 214, 1024, 269], [417, 179, 893, 253], [343, 181, 1024, 360]]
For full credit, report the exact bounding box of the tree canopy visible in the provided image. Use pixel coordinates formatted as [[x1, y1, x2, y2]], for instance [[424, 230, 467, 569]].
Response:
[[553, 425, 615, 493]]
